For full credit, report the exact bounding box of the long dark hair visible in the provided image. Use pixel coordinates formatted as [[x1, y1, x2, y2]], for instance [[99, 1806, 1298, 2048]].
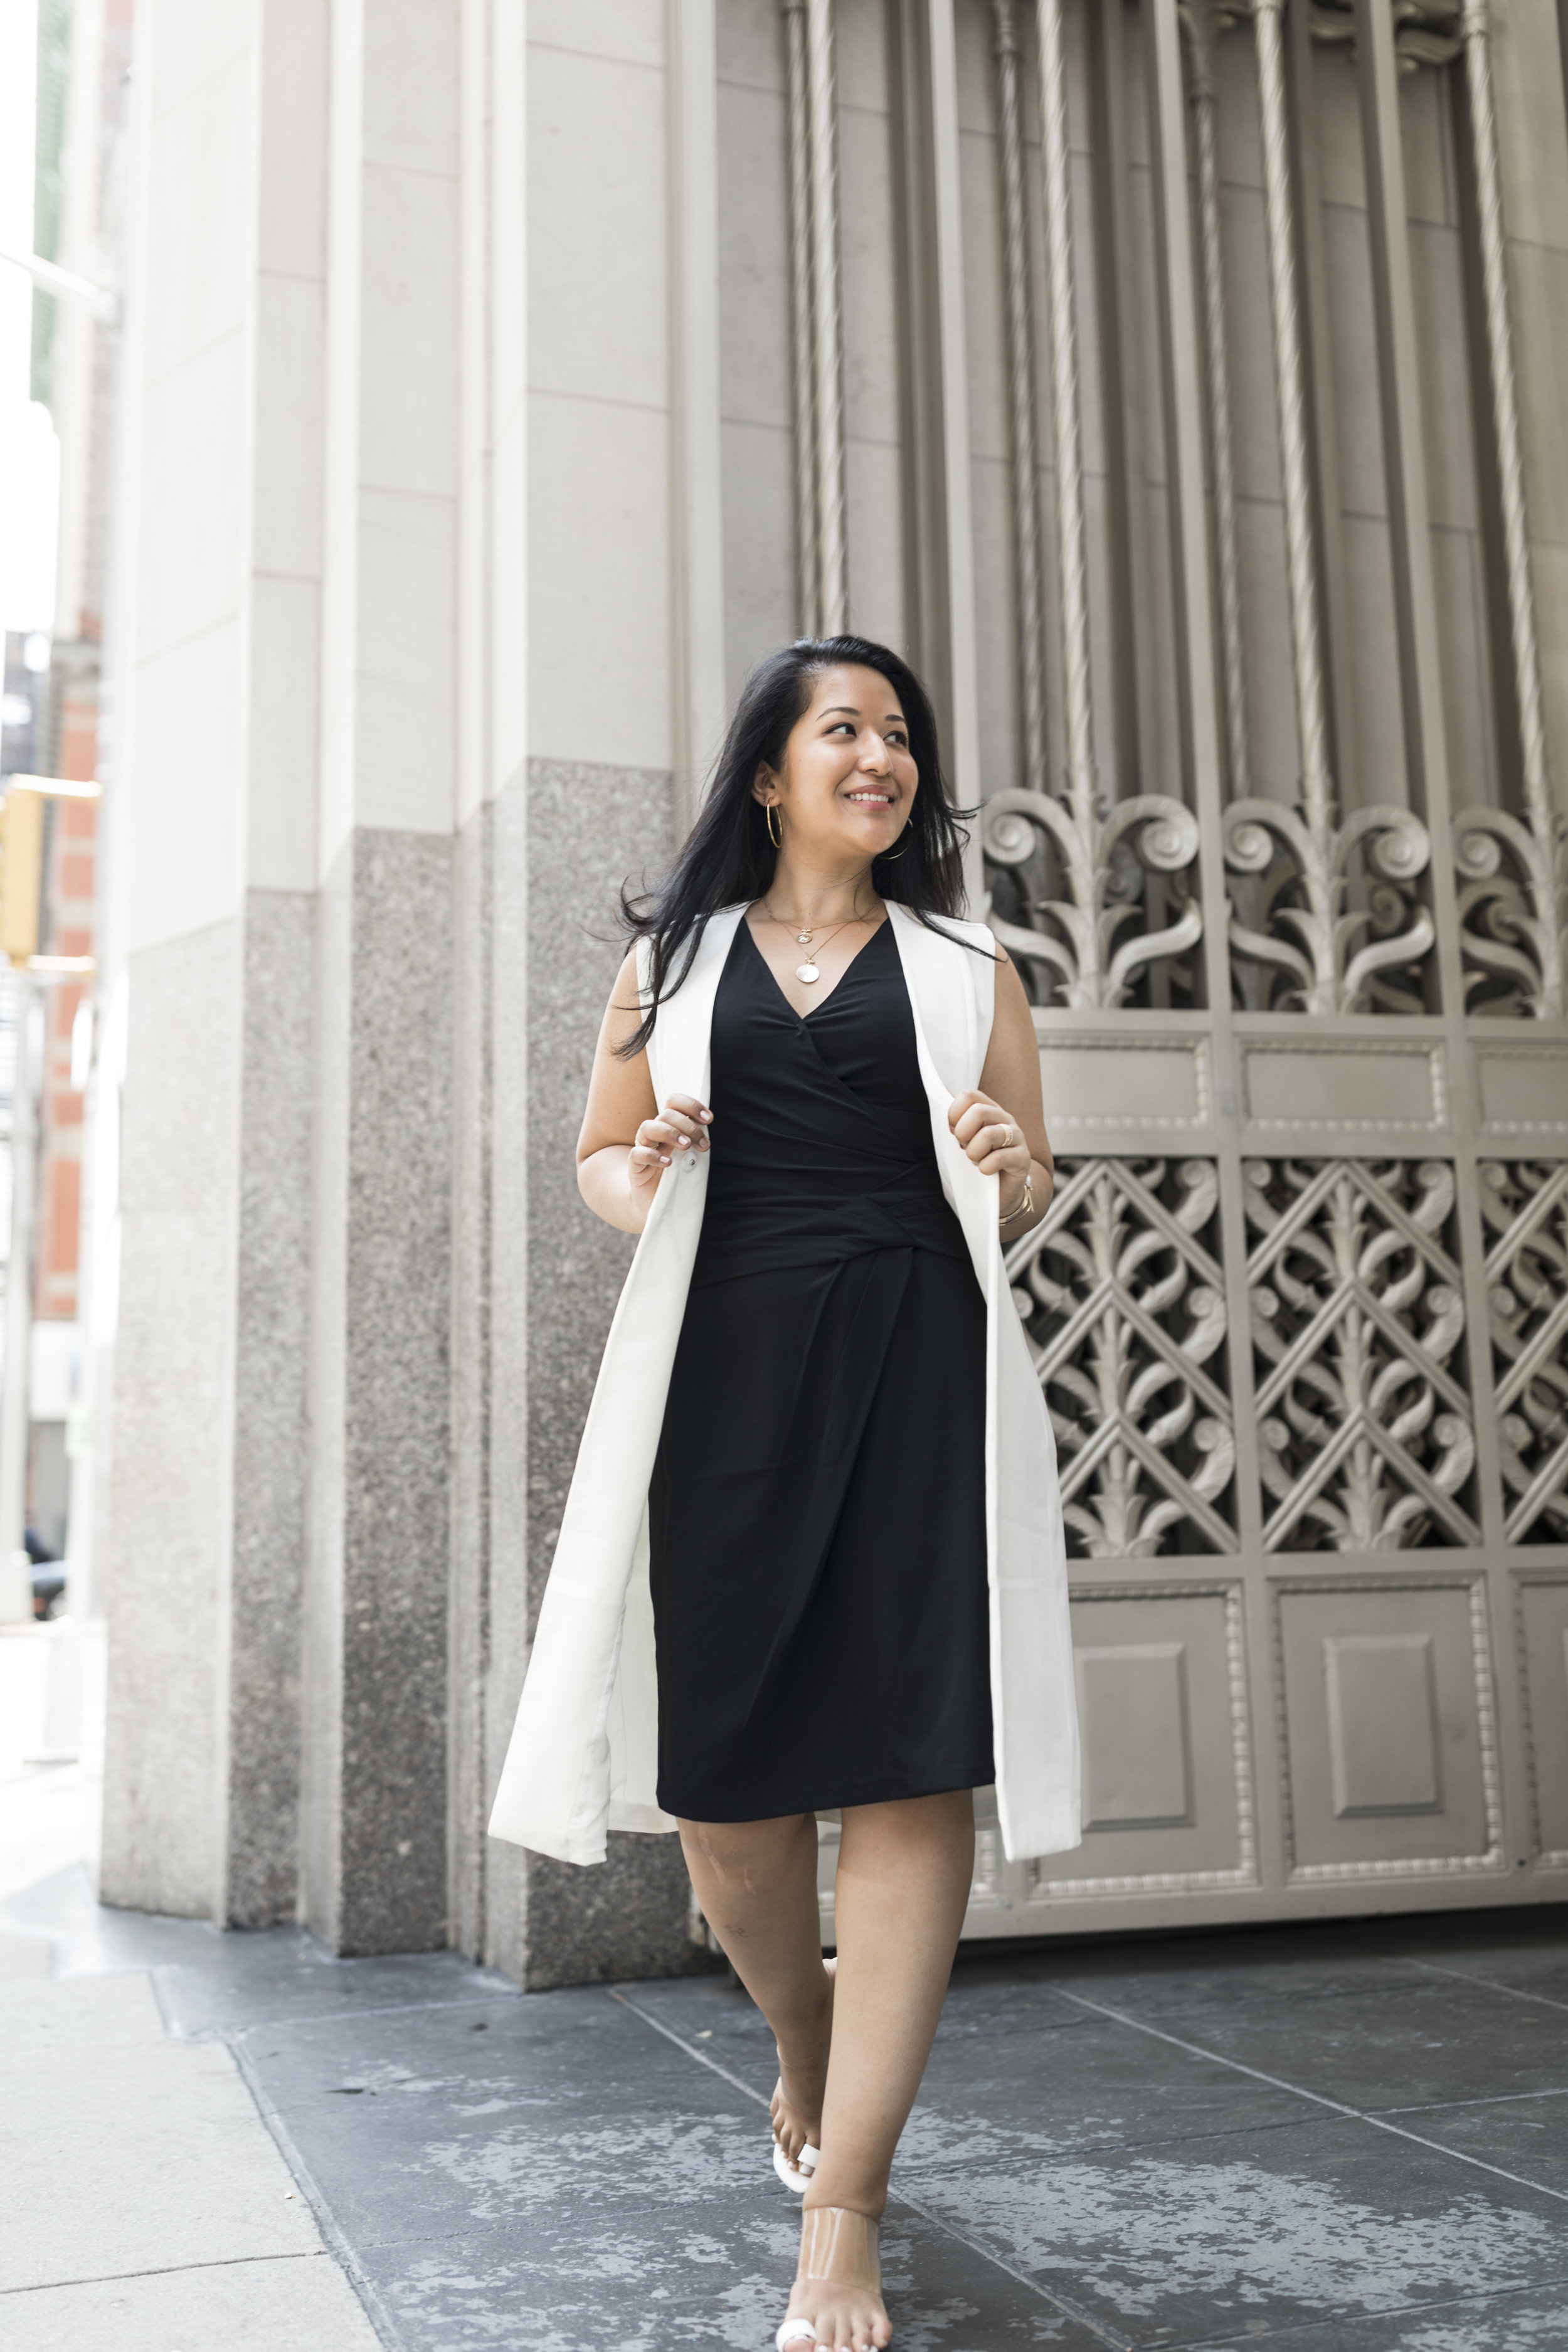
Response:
[[618, 635, 988, 1056]]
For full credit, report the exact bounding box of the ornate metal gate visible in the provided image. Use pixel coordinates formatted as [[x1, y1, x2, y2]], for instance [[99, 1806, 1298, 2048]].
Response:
[[750, 0, 1568, 1936]]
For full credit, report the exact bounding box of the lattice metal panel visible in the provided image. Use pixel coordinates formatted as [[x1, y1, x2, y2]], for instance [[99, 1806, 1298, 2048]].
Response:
[[1244, 1158, 1478, 1550], [1480, 1160, 1568, 1541], [1010, 1155, 1236, 1554]]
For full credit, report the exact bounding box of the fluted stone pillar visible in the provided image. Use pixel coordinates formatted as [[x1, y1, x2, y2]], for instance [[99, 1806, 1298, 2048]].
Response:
[[102, 0, 716, 1985], [442, 1, 719, 1990], [295, 0, 461, 1956], [100, 0, 327, 1929]]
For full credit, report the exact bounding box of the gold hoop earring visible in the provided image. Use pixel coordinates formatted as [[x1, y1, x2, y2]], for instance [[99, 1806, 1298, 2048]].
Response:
[[880, 823, 913, 862], [765, 801, 783, 849]]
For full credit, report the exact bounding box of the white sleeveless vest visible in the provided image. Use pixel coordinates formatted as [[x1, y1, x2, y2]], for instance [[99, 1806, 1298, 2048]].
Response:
[[489, 901, 1082, 1866]]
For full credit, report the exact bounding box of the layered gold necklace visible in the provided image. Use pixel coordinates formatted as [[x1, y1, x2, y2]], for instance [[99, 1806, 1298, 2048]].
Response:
[[761, 898, 872, 985]]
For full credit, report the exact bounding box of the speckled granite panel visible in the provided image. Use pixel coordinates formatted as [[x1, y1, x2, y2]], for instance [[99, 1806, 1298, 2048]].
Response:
[[523, 758, 672, 1629], [303, 829, 455, 1957], [514, 757, 718, 1990], [339, 830, 454, 1954], [223, 889, 315, 1927], [101, 918, 244, 1918], [448, 770, 532, 1983], [521, 1833, 709, 1991], [482, 772, 531, 1983], [448, 799, 492, 1962], [300, 843, 351, 1945]]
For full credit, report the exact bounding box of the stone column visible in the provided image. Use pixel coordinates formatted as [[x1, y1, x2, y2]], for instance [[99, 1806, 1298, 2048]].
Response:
[[98, 0, 327, 1926], [443, 1, 718, 1990], [102, 0, 720, 1986], [296, 0, 461, 1956]]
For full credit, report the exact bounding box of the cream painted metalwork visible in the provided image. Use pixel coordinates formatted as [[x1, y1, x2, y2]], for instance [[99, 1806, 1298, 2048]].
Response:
[[742, 0, 1568, 1938]]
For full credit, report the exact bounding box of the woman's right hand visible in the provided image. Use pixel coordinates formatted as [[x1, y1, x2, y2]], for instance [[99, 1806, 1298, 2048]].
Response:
[[628, 1094, 713, 1204]]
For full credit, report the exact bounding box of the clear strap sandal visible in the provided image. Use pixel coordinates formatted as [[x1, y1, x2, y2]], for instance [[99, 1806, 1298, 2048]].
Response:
[[773, 2208, 883, 2351]]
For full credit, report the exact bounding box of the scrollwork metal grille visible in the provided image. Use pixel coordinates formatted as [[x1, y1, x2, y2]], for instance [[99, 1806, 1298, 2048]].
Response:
[[1244, 1159, 1478, 1550], [1308, 0, 1463, 73], [1012, 1157, 1236, 1556]]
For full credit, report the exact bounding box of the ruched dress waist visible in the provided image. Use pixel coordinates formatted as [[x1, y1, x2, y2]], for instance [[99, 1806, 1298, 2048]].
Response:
[[690, 918, 970, 1286]]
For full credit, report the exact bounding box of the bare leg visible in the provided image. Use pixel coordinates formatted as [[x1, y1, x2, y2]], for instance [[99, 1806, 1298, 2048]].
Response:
[[679, 1811, 834, 2164], [790, 1789, 975, 2351]]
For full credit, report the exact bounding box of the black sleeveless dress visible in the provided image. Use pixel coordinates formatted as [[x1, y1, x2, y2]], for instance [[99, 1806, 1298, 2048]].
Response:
[[647, 915, 994, 1821]]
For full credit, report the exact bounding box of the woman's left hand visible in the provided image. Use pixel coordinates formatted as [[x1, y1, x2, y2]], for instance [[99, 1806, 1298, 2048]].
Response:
[[948, 1090, 1032, 1212]]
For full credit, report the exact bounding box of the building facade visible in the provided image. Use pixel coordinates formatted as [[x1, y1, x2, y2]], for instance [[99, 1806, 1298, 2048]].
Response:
[[98, 0, 1568, 1986]]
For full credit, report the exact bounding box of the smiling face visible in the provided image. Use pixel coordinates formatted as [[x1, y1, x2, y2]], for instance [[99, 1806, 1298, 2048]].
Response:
[[755, 663, 919, 863]]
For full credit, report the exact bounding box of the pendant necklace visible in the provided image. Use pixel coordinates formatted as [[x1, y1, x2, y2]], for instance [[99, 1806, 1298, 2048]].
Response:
[[763, 904, 862, 985]]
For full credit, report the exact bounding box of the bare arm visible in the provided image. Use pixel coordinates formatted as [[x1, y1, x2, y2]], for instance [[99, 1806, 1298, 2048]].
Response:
[[576, 946, 712, 1235], [947, 946, 1052, 1237]]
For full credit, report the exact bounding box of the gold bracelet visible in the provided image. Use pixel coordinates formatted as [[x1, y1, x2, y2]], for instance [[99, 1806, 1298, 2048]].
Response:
[[999, 1169, 1034, 1228]]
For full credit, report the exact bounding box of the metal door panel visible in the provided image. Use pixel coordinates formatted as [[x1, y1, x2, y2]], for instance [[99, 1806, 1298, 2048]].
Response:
[[1273, 1576, 1502, 1877]]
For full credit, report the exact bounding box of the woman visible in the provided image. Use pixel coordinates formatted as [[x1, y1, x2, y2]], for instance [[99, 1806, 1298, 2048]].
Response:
[[490, 637, 1080, 2351]]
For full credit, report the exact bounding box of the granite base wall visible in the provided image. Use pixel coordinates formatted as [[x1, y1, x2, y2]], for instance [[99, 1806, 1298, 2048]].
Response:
[[301, 827, 454, 1956], [103, 777, 721, 1983], [223, 889, 315, 1926], [450, 755, 720, 1989], [101, 917, 245, 1917]]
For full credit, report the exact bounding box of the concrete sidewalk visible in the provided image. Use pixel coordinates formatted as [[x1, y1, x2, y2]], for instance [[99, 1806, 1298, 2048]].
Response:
[[0, 1931, 382, 2349], [0, 1621, 378, 2348], [4, 1855, 1568, 2351]]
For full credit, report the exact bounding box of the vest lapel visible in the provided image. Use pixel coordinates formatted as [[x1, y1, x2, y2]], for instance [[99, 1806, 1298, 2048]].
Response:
[[638, 904, 746, 1245], [887, 902, 997, 1284], [645, 904, 746, 1105]]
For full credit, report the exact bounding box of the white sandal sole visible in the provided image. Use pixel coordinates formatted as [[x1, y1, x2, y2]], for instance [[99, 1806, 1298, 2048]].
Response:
[[772, 2136, 821, 2193]]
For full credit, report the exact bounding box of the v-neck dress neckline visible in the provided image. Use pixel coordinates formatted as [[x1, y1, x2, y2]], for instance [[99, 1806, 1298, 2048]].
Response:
[[739, 908, 893, 1022]]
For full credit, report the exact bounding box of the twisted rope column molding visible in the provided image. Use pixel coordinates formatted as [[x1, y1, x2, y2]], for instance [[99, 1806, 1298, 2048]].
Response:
[[990, 0, 1047, 799], [1452, 0, 1566, 1018], [780, 0, 847, 636], [1179, 2, 1251, 804], [1227, 0, 1434, 1014], [808, 0, 849, 635], [1037, 0, 1094, 818], [781, 0, 820, 635], [982, 0, 1200, 1010]]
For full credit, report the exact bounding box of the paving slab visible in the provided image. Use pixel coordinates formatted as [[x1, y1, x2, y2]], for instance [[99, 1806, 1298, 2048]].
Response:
[[1070, 1971, 1568, 2117], [354, 2202, 1110, 2352], [1370, 2089, 1568, 2199], [233, 1986, 766, 2241], [0, 1972, 337, 2298], [3, 2249, 383, 2351], [623, 1974, 1313, 2171], [906, 2114, 1568, 2344], [1207, 2274, 1568, 2351], [0, 1929, 50, 1980]]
